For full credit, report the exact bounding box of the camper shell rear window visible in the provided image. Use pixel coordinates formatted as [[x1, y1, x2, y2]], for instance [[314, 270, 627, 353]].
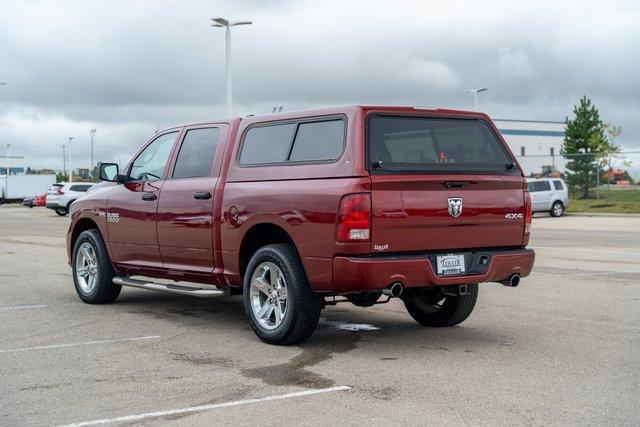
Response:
[[367, 115, 518, 174]]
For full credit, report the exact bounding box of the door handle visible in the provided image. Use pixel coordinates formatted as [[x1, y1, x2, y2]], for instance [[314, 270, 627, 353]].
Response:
[[141, 192, 157, 201], [193, 191, 212, 200]]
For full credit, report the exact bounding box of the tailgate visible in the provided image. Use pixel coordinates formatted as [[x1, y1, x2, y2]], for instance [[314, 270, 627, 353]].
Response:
[[367, 113, 525, 253], [370, 175, 526, 252]]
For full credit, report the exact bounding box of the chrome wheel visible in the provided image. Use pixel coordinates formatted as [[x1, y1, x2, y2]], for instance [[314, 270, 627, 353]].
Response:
[[75, 242, 99, 294], [553, 203, 564, 216], [249, 262, 288, 330]]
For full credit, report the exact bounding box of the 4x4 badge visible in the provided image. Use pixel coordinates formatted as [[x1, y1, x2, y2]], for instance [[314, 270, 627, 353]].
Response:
[[448, 197, 463, 217]]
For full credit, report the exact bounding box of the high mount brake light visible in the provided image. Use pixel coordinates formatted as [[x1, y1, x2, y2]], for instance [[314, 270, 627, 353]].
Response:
[[336, 193, 371, 242]]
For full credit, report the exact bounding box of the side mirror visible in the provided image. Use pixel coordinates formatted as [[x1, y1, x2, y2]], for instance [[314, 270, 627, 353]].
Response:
[[99, 163, 122, 183]]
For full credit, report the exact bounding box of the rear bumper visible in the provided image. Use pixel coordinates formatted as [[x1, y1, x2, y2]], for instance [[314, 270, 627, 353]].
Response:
[[332, 247, 535, 293]]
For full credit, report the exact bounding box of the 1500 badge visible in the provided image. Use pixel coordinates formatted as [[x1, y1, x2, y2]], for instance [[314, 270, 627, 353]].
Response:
[[106, 212, 120, 223]]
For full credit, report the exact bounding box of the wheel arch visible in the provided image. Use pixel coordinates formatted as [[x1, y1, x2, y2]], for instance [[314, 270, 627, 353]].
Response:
[[70, 217, 102, 251], [238, 222, 301, 280]]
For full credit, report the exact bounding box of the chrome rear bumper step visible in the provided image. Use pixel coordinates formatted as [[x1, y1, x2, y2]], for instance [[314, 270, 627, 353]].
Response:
[[113, 276, 228, 298]]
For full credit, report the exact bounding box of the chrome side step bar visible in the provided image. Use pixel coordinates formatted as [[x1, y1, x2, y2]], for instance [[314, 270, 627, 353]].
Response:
[[113, 276, 228, 298]]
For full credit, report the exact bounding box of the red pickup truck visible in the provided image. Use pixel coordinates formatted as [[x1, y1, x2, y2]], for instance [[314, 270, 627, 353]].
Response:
[[67, 105, 534, 345]]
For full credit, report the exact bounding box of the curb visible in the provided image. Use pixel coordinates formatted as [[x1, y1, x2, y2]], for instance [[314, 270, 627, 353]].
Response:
[[565, 212, 640, 218]]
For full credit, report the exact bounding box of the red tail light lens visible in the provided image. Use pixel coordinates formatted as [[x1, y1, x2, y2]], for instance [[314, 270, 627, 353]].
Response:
[[336, 193, 371, 242], [56, 187, 65, 195], [524, 190, 532, 235]]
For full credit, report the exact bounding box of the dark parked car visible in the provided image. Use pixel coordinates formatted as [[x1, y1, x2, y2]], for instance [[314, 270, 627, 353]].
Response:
[[23, 193, 46, 208], [66, 105, 535, 345]]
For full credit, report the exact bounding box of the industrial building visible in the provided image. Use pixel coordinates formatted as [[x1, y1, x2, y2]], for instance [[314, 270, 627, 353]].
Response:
[[494, 119, 566, 176], [0, 155, 25, 175]]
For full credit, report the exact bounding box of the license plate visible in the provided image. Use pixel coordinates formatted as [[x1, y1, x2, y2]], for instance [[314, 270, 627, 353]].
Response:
[[436, 254, 466, 276]]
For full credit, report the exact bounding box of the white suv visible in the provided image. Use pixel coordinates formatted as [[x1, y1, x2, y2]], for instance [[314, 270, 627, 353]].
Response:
[[45, 182, 95, 216], [526, 178, 570, 217]]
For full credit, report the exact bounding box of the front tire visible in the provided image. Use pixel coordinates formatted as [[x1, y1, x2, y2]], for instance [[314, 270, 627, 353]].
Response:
[[402, 284, 478, 327], [550, 201, 564, 217], [243, 244, 321, 345], [72, 229, 121, 304], [55, 207, 68, 216]]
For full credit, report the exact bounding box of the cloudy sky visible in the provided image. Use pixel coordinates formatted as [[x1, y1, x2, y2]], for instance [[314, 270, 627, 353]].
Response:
[[1, 0, 639, 171]]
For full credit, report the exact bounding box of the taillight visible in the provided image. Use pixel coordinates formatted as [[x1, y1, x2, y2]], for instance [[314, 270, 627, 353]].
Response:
[[57, 188, 64, 195], [524, 190, 532, 235], [336, 193, 371, 242]]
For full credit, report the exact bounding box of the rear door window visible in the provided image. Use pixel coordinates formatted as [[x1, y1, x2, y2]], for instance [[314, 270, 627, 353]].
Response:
[[528, 181, 548, 192], [173, 128, 220, 178], [368, 116, 515, 173], [539, 181, 551, 192]]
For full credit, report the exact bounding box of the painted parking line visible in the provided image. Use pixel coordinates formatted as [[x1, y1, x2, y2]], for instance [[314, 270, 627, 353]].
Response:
[[534, 246, 640, 257], [0, 335, 160, 354], [534, 269, 640, 278], [0, 305, 47, 311], [61, 386, 352, 427]]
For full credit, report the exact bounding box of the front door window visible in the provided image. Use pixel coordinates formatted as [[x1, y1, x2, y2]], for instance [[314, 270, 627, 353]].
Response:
[[129, 132, 178, 181]]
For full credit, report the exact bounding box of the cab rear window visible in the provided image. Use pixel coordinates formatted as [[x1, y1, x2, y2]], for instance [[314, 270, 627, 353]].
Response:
[[368, 116, 516, 173]]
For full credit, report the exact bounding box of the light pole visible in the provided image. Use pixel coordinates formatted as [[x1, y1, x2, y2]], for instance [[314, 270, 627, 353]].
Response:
[[5, 144, 11, 175], [211, 17, 252, 117], [62, 144, 66, 179], [90, 128, 97, 173], [68, 137, 74, 182], [5, 144, 11, 197], [465, 87, 489, 109]]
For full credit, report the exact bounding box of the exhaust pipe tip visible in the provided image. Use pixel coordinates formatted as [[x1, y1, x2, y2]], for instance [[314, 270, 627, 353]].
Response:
[[501, 274, 521, 287], [383, 282, 403, 297]]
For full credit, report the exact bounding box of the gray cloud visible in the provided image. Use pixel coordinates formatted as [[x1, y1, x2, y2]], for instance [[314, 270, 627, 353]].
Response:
[[1, 0, 639, 170]]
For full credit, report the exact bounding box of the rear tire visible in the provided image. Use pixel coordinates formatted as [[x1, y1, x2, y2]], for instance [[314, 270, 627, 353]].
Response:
[[72, 229, 121, 304], [550, 201, 564, 217], [402, 284, 478, 327], [243, 244, 322, 345], [55, 207, 68, 216]]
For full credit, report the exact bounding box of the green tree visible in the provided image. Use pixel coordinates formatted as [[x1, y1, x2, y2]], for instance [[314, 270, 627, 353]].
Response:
[[619, 170, 635, 185], [562, 96, 610, 199], [599, 123, 633, 199], [90, 164, 100, 182], [56, 172, 69, 183]]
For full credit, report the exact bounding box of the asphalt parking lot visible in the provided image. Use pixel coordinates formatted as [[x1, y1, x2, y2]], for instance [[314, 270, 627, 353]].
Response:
[[1, 207, 639, 426]]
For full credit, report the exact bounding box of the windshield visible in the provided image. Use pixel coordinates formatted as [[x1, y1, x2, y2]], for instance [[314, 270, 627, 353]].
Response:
[[368, 116, 516, 173]]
